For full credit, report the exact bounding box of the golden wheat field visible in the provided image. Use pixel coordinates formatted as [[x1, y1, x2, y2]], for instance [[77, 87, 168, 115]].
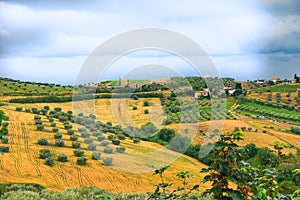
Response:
[[1, 96, 300, 192], [0, 98, 210, 193]]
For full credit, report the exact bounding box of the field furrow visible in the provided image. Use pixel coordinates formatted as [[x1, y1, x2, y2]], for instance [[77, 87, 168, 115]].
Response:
[[6, 111, 24, 177]]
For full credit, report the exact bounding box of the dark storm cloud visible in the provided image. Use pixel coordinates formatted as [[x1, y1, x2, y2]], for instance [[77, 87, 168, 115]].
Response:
[[259, 0, 300, 16], [258, 12, 300, 54]]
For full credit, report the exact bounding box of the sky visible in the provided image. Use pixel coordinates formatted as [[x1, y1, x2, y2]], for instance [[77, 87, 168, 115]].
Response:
[[0, 0, 299, 84]]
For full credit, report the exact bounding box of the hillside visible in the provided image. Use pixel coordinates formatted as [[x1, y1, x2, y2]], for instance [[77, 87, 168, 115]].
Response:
[[1, 78, 300, 198], [0, 102, 208, 193]]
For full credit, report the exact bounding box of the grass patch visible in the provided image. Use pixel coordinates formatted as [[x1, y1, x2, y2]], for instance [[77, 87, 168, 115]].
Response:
[[242, 102, 300, 116], [252, 84, 300, 93]]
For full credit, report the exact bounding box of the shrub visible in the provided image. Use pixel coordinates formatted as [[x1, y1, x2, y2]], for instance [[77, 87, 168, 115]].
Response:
[[74, 149, 84, 157], [158, 128, 175, 142], [32, 108, 40, 114], [132, 106, 137, 110], [143, 101, 149, 106], [97, 135, 106, 141], [34, 115, 41, 120], [144, 109, 149, 114], [58, 116, 68, 122], [84, 138, 93, 144], [36, 124, 44, 131], [76, 157, 88, 165], [48, 117, 54, 122], [133, 138, 140, 144], [104, 146, 113, 154], [291, 126, 300, 135], [72, 141, 81, 149], [50, 122, 57, 127], [91, 152, 101, 160], [70, 135, 78, 141], [263, 130, 267, 133], [16, 107, 23, 111], [41, 109, 48, 115], [55, 139, 65, 147], [57, 154, 68, 162], [1, 137, 8, 144], [39, 149, 51, 159], [117, 134, 126, 140], [78, 127, 86, 133], [0, 127, 8, 136], [25, 108, 31, 112], [81, 132, 90, 138], [45, 157, 54, 166], [167, 135, 191, 153], [100, 141, 110, 146], [107, 135, 114, 141], [103, 157, 113, 166], [0, 146, 9, 152], [112, 139, 120, 145], [116, 146, 126, 153], [54, 133, 62, 139], [92, 132, 101, 137], [35, 120, 42, 125], [37, 138, 48, 145], [52, 127, 58, 133], [64, 124, 72, 130], [87, 144, 97, 151], [67, 129, 74, 135], [54, 107, 62, 112]]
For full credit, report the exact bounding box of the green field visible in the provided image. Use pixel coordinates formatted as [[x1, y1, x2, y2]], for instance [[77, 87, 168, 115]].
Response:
[[243, 102, 300, 116], [252, 84, 300, 93], [0, 78, 74, 96]]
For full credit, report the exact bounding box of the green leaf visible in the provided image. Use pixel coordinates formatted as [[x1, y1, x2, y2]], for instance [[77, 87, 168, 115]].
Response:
[[190, 184, 199, 191], [202, 175, 211, 183], [200, 168, 208, 173]]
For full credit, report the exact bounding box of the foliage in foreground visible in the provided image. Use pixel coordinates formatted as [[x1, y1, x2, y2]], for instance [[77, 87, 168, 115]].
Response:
[[0, 183, 215, 200], [200, 131, 300, 199]]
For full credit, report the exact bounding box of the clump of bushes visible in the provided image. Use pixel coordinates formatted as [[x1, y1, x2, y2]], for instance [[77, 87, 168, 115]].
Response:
[[74, 149, 84, 157], [37, 138, 48, 146], [57, 154, 68, 162], [39, 149, 51, 159], [103, 157, 113, 166]]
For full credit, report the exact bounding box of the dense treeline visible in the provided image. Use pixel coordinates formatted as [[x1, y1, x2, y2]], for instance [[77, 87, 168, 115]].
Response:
[[9, 93, 164, 104], [170, 77, 236, 91]]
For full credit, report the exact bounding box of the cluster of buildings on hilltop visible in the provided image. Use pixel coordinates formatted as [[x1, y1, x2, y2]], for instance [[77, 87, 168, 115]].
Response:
[[256, 74, 300, 85], [194, 86, 236, 98]]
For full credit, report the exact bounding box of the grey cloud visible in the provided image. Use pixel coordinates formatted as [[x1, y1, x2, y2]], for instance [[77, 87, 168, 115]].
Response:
[[257, 15, 300, 54], [258, 0, 300, 16]]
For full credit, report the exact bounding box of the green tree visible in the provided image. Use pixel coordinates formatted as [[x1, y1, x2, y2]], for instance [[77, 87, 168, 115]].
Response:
[[39, 149, 51, 159], [76, 157, 88, 165], [37, 138, 48, 146], [57, 154, 68, 162], [158, 128, 175, 142], [45, 157, 54, 166], [74, 149, 84, 157], [103, 157, 113, 166]]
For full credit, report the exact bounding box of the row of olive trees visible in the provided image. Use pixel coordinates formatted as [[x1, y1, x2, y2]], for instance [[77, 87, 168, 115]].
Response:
[[0, 110, 9, 153]]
